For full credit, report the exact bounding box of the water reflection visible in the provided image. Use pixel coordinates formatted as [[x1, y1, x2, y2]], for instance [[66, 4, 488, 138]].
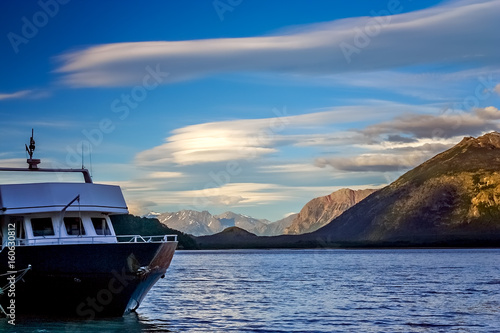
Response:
[[1, 311, 173, 333]]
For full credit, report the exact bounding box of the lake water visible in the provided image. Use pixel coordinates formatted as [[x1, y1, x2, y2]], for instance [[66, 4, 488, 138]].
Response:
[[1, 249, 499, 332]]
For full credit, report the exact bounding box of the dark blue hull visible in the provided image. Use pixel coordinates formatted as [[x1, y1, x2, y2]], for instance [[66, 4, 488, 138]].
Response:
[[0, 242, 176, 318]]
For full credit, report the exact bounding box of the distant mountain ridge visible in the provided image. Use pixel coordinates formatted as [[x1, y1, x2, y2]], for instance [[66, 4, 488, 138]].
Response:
[[145, 210, 296, 236], [153, 210, 221, 236], [284, 188, 377, 235], [215, 211, 270, 235]]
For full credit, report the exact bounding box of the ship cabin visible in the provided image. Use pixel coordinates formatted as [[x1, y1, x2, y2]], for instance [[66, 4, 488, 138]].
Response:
[[0, 167, 128, 250]]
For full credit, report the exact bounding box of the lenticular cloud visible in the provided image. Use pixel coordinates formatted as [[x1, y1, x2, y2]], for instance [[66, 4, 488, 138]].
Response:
[[55, 0, 500, 87]]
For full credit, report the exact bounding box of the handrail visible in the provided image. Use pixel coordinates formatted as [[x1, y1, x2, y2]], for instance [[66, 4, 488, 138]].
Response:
[[116, 235, 178, 243], [9, 234, 177, 246]]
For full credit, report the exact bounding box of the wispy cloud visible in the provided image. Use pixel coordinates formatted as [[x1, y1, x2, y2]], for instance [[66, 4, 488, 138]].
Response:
[[146, 171, 185, 179], [0, 90, 32, 100], [314, 142, 454, 172], [55, 0, 500, 87], [314, 68, 500, 102], [0, 89, 51, 101], [258, 163, 321, 173], [0, 158, 26, 167], [361, 107, 500, 140], [314, 106, 500, 172]]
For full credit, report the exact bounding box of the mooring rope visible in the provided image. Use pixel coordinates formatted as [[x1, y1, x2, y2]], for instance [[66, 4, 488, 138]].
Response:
[[0, 264, 32, 293], [0, 265, 31, 317]]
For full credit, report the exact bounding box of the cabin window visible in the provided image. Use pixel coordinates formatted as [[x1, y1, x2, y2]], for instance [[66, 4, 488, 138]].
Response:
[[31, 218, 55, 237], [91, 217, 111, 235], [64, 217, 85, 236]]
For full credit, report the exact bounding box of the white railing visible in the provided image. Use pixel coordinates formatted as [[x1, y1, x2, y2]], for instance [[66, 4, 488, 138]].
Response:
[[9, 234, 177, 246], [116, 235, 178, 243]]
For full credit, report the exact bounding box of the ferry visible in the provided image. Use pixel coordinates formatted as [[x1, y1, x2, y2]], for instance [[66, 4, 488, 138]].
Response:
[[0, 131, 177, 318]]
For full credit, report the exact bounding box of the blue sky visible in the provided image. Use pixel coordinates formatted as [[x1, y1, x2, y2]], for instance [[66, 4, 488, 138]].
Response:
[[1, 0, 499, 221]]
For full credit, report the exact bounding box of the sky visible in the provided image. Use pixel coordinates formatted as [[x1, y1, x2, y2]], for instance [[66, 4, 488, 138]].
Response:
[[1, 0, 500, 221]]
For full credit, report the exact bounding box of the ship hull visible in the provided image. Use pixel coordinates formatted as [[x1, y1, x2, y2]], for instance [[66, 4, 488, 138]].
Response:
[[0, 242, 176, 318]]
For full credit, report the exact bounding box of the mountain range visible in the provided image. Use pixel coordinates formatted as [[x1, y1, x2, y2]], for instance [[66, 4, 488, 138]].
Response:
[[145, 210, 297, 236], [197, 132, 500, 248], [144, 188, 376, 236]]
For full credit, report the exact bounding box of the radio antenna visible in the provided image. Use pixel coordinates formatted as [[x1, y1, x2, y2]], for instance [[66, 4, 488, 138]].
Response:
[[25, 128, 40, 169], [25, 128, 35, 159]]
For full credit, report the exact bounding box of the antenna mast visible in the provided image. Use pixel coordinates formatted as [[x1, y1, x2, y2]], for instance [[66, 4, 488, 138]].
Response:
[[25, 128, 41, 169]]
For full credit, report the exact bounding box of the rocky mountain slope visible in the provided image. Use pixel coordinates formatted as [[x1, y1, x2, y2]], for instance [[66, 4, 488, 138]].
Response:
[[154, 210, 222, 236], [313, 132, 500, 245], [265, 214, 297, 235], [284, 188, 376, 235]]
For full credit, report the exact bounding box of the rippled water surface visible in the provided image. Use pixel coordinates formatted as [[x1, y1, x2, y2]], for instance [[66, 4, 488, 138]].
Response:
[[2, 249, 500, 332]]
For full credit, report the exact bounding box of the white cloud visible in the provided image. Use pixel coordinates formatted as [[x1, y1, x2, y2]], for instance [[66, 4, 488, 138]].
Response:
[[134, 109, 328, 166], [146, 171, 185, 179], [135, 119, 280, 166], [55, 0, 500, 87], [475, 106, 500, 120], [494, 84, 500, 95], [126, 200, 158, 216]]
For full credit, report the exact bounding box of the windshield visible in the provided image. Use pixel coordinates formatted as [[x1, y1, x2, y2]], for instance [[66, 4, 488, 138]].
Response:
[[0, 170, 86, 184]]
